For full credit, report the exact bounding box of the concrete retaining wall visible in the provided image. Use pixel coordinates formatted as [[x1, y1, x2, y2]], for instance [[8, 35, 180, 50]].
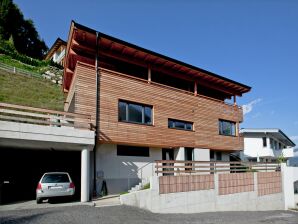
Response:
[[121, 168, 288, 213]]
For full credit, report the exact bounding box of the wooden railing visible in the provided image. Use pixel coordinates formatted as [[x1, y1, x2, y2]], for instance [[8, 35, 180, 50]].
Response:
[[155, 160, 280, 175], [0, 102, 92, 130]]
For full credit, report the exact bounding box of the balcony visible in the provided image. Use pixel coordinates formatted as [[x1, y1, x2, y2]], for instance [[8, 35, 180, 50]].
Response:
[[0, 102, 92, 130]]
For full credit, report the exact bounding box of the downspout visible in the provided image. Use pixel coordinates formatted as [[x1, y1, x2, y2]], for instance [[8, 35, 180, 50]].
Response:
[[93, 32, 100, 197]]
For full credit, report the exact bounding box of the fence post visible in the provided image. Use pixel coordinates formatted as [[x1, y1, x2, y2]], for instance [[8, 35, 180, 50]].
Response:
[[13, 67, 16, 73]]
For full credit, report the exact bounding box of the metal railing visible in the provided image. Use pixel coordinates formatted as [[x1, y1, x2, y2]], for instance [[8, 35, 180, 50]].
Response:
[[0, 62, 41, 78], [127, 162, 154, 190], [155, 160, 280, 175], [0, 102, 92, 130]]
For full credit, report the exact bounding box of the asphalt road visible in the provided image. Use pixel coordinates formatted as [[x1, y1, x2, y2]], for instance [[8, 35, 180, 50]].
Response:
[[0, 205, 298, 224]]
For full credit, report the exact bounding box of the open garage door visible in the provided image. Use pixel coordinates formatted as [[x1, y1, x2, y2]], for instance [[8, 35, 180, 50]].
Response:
[[0, 148, 81, 204]]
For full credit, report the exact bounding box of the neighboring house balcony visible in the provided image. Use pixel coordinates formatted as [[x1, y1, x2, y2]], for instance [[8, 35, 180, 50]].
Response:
[[274, 147, 294, 158]]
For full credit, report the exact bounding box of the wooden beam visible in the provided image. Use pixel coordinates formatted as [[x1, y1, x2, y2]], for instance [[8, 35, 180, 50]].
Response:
[[148, 65, 151, 83], [99, 50, 237, 96], [194, 81, 198, 96]]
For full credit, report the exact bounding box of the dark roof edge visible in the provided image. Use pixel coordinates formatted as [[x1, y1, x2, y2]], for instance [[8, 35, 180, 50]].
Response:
[[71, 20, 251, 92], [278, 129, 296, 147]]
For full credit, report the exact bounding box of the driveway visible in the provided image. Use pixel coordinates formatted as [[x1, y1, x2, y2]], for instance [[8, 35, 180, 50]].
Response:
[[0, 205, 297, 224]]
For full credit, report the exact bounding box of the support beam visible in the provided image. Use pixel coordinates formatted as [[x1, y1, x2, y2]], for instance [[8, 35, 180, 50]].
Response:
[[81, 148, 90, 202], [194, 81, 198, 96], [148, 65, 151, 83], [233, 95, 237, 105]]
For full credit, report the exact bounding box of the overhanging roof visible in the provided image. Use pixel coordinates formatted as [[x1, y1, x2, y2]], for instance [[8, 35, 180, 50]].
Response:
[[45, 38, 67, 60], [63, 20, 251, 96], [240, 128, 296, 147]]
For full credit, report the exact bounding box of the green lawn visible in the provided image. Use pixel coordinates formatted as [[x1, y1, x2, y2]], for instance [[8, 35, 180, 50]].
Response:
[[0, 54, 47, 74], [0, 69, 64, 110]]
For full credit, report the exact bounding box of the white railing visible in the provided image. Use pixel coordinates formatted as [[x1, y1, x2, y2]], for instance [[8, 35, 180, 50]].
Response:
[[0, 62, 41, 78]]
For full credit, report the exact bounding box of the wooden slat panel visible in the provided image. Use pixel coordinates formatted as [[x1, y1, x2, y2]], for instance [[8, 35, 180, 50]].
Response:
[[73, 63, 244, 150]]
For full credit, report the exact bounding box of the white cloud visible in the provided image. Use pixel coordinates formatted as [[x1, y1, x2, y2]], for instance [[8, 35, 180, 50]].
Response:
[[243, 98, 262, 115], [251, 112, 261, 119]]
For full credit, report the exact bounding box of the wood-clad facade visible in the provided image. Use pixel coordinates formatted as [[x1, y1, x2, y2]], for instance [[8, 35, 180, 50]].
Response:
[[63, 21, 251, 152], [70, 62, 244, 151]]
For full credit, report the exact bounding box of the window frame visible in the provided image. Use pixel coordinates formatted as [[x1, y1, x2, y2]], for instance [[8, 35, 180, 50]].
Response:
[[168, 118, 194, 131], [117, 145, 150, 157], [118, 99, 153, 125], [218, 119, 236, 137]]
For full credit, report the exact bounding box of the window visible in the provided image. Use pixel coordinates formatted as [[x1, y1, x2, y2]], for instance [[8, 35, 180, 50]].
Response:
[[117, 145, 149, 157], [41, 173, 70, 183], [274, 141, 278, 150], [262, 137, 267, 147], [168, 119, 193, 131], [278, 143, 281, 149], [270, 138, 274, 149], [118, 100, 152, 125], [248, 158, 257, 162], [216, 152, 222, 160], [210, 150, 222, 161], [218, 120, 236, 136], [210, 150, 214, 159]]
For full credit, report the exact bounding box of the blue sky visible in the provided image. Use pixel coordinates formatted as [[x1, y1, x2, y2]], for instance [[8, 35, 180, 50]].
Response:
[[14, 0, 298, 145]]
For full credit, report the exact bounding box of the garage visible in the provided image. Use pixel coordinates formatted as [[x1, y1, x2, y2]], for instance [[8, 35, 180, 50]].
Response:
[[0, 116, 95, 204], [0, 148, 81, 204]]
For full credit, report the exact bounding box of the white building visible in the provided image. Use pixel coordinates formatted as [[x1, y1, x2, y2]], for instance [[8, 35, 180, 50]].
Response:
[[240, 128, 296, 162]]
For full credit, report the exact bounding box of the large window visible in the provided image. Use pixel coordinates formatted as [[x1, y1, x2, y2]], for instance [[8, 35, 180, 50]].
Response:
[[118, 100, 152, 125], [168, 119, 193, 131], [117, 145, 150, 157], [218, 119, 236, 136]]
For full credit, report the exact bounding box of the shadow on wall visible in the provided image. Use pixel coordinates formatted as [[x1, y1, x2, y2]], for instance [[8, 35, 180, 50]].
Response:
[[108, 158, 153, 194], [95, 144, 160, 195], [97, 160, 141, 195]]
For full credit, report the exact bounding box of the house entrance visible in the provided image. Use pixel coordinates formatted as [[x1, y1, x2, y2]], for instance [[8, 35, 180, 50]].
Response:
[[162, 148, 174, 176]]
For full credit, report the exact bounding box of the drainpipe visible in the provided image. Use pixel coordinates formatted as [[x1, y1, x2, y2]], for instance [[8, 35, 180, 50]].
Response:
[[93, 32, 100, 198]]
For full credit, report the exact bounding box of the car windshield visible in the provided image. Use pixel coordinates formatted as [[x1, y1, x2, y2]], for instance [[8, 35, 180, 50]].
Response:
[[41, 173, 70, 183]]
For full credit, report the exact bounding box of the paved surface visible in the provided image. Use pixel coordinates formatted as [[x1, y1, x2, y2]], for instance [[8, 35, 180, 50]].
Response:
[[0, 200, 94, 211], [0, 205, 298, 224], [93, 195, 121, 207]]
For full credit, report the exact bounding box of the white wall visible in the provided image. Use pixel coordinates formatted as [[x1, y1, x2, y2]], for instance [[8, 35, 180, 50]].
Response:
[[175, 147, 185, 160], [95, 144, 161, 194], [193, 148, 210, 161], [243, 136, 269, 159]]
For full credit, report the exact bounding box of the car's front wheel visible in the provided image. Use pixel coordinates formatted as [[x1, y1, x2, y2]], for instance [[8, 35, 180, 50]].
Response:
[[36, 197, 43, 204]]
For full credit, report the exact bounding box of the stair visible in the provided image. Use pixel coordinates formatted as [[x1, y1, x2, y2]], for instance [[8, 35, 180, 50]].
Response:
[[128, 178, 149, 193]]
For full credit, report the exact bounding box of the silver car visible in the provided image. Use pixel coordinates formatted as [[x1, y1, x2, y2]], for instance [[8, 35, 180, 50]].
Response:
[[36, 172, 75, 204]]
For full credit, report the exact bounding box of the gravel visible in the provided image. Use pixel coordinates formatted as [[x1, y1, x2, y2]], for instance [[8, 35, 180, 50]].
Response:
[[0, 205, 297, 224]]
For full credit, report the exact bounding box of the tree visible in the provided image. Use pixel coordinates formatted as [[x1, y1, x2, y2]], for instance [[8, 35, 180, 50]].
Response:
[[0, 0, 48, 59]]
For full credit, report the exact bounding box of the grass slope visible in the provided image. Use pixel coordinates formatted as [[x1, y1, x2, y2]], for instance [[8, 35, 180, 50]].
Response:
[[0, 69, 64, 111], [0, 54, 45, 73]]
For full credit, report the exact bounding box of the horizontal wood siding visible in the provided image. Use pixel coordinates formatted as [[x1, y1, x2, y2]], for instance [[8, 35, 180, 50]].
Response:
[[72, 63, 244, 150]]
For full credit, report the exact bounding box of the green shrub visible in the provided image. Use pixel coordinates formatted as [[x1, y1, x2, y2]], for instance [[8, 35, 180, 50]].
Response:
[[142, 183, 150, 190]]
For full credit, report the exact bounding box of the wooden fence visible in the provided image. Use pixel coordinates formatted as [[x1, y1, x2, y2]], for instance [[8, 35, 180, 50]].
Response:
[[155, 160, 280, 175], [0, 102, 92, 130]]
